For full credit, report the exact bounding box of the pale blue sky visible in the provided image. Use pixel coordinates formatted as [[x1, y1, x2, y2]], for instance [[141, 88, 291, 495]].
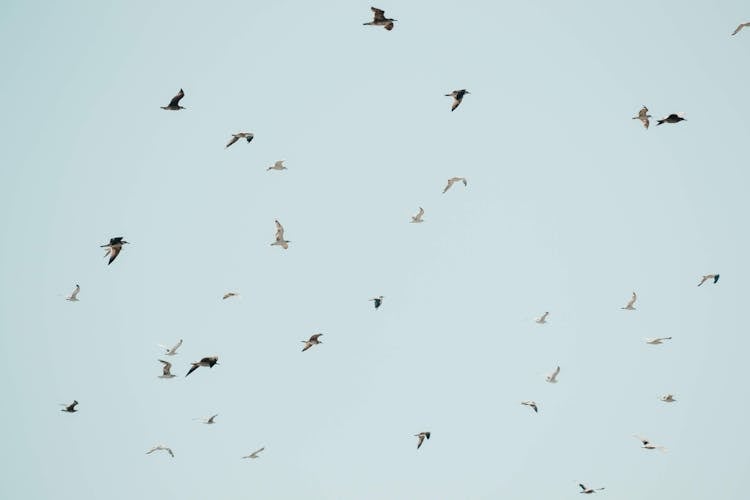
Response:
[[1, 1, 749, 499]]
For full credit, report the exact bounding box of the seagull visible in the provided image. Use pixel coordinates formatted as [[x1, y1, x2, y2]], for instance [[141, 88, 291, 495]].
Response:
[[645, 337, 672, 345], [226, 132, 254, 148], [242, 447, 265, 459], [732, 22, 750, 35], [158, 359, 176, 379], [186, 356, 219, 377], [196, 414, 218, 424], [697, 274, 720, 286], [660, 394, 677, 403], [66, 284, 81, 302], [656, 113, 686, 126], [621, 292, 637, 310], [579, 484, 605, 494], [370, 295, 384, 310], [100, 237, 129, 265], [546, 366, 560, 383], [521, 400, 538, 413], [535, 312, 549, 324], [222, 292, 239, 300], [302, 333, 323, 352], [443, 177, 467, 194], [410, 207, 425, 223], [634, 435, 667, 452], [632, 105, 651, 129], [363, 7, 396, 31], [60, 400, 79, 413], [415, 431, 431, 449], [445, 89, 470, 111], [158, 339, 183, 356], [146, 444, 174, 457], [160, 89, 185, 110], [267, 160, 287, 171], [271, 220, 290, 249]]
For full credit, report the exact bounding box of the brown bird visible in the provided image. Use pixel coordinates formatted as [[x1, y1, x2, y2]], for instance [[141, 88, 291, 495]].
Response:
[[632, 105, 651, 129], [415, 431, 431, 449], [222, 292, 239, 300], [732, 22, 750, 35], [100, 237, 129, 265], [60, 400, 79, 413], [161, 89, 185, 110], [301, 333, 323, 352], [363, 7, 396, 31], [445, 89, 470, 111], [186, 356, 219, 377]]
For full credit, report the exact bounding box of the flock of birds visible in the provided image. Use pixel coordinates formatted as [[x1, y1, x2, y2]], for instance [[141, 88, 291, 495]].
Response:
[[52, 6, 744, 495]]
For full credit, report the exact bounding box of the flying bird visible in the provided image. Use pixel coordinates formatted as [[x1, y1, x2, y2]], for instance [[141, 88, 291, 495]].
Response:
[[546, 366, 560, 383], [697, 274, 719, 286], [410, 207, 425, 223], [160, 89, 185, 110], [363, 7, 396, 31], [158, 339, 183, 356], [656, 113, 686, 125], [645, 337, 672, 345], [242, 447, 265, 459], [442, 177, 467, 194], [222, 292, 239, 300], [632, 105, 651, 129], [634, 435, 667, 452], [271, 220, 290, 249], [158, 359, 176, 379], [226, 132, 254, 148], [370, 295, 384, 310], [521, 400, 538, 413], [535, 312, 549, 324], [621, 292, 637, 310], [186, 356, 219, 377], [60, 400, 79, 413], [267, 160, 287, 171], [732, 22, 750, 35], [579, 484, 605, 494], [660, 394, 677, 403], [445, 89, 470, 111], [66, 284, 80, 302], [146, 445, 174, 457], [301, 333, 323, 352], [415, 431, 431, 449], [196, 414, 218, 424], [100, 237, 129, 265]]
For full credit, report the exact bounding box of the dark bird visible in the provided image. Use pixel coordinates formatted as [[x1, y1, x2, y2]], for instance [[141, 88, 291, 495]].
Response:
[[415, 431, 431, 449], [656, 113, 685, 125], [370, 295, 384, 310], [732, 22, 750, 35], [226, 132, 254, 148], [186, 356, 219, 377], [60, 400, 79, 413], [697, 274, 719, 286], [161, 89, 185, 110], [301, 333, 323, 352], [579, 484, 605, 494], [445, 89, 470, 111], [363, 7, 396, 31], [632, 106, 651, 129], [100, 237, 129, 265]]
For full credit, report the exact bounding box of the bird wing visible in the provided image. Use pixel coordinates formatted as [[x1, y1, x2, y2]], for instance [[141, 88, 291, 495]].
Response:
[[226, 135, 240, 148], [274, 160, 284, 168], [168, 89, 184, 107], [310, 333, 323, 341], [70, 285, 80, 299], [146, 447, 157, 454], [166, 447, 174, 457], [384, 22, 394, 30], [443, 179, 454, 193], [732, 23, 749, 35], [185, 363, 199, 377], [275, 220, 285, 239], [170, 339, 183, 353], [416, 434, 425, 449], [371, 7, 386, 21], [301, 342, 312, 352], [416, 207, 424, 218], [107, 245, 121, 265], [626, 292, 636, 307], [159, 359, 172, 374], [451, 97, 461, 111], [640, 116, 650, 129], [579, 484, 587, 491]]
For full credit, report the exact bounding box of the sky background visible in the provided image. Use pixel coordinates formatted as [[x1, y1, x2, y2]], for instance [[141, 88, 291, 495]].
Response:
[[1, 1, 749, 499]]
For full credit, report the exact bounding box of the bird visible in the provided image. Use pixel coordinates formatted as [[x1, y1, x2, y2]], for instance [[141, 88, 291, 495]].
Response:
[[225, 132, 254, 148], [196, 414, 218, 424], [146, 445, 174, 457], [267, 160, 287, 171], [546, 366, 560, 383], [656, 113, 686, 125], [60, 400, 79, 413], [410, 207, 425, 223], [521, 400, 538, 413], [158, 339, 183, 356], [222, 292, 239, 300], [445, 89, 470, 111], [100, 237, 129, 265], [186, 356, 219, 377], [660, 394, 677, 403], [370, 295, 384, 310], [242, 447, 265, 459], [634, 435, 667, 452], [271, 220, 290, 249], [645, 337, 672, 345], [621, 292, 637, 310], [160, 89, 185, 110], [697, 274, 720, 286], [732, 22, 750, 35], [579, 484, 605, 494], [66, 284, 80, 302], [535, 312, 549, 324], [363, 7, 396, 31], [301, 333, 323, 352], [442, 177, 467, 194], [415, 431, 431, 449], [632, 105, 651, 129], [158, 359, 176, 379]]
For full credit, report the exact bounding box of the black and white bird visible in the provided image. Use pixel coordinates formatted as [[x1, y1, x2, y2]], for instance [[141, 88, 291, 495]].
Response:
[[271, 220, 290, 249], [370, 295, 384, 310], [302, 333, 323, 352], [521, 401, 538, 413], [445, 89, 470, 111], [267, 160, 287, 171], [100, 237, 129, 265], [410, 207, 425, 223], [535, 312, 549, 324], [546, 366, 560, 384], [186, 356, 219, 377], [222, 292, 239, 300], [242, 447, 265, 459], [732, 22, 750, 35], [66, 284, 80, 302], [645, 337, 672, 345], [656, 113, 686, 125], [579, 484, 605, 494], [196, 414, 218, 424], [161, 89, 185, 110], [632, 106, 651, 129], [158, 359, 176, 379], [442, 177, 467, 194], [226, 132, 254, 148], [660, 394, 677, 403], [363, 7, 396, 31], [634, 435, 667, 452], [158, 339, 183, 356], [60, 400, 79, 413], [415, 431, 431, 449], [621, 292, 637, 310], [146, 444, 174, 457], [697, 274, 720, 286]]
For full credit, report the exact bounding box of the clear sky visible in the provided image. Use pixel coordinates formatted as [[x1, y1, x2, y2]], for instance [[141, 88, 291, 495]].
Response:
[[1, 1, 749, 499]]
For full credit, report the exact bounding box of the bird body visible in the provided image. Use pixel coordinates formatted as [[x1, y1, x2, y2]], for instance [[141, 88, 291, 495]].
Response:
[[302, 333, 323, 352], [186, 356, 219, 377], [632, 105, 651, 129], [445, 89, 470, 111], [443, 177, 467, 194], [100, 237, 129, 265], [415, 431, 431, 449], [226, 132, 254, 148], [66, 284, 80, 302], [660, 394, 677, 403], [410, 206, 425, 223], [363, 7, 396, 30], [656, 113, 686, 125], [161, 89, 185, 110]]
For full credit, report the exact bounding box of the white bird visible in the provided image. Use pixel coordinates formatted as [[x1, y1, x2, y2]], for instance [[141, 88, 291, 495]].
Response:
[[415, 431, 431, 449], [225, 132, 254, 148], [196, 414, 218, 424], [660, 394, 677, 403], [370, 295, 384, 310], [267, 160, 287, 171], [521, 400, 538, 413], [302, 333, 323, 352], [546, 366, 560, 383], [410, 207, 425, 223], [158, 339, 183, 356], [645, 337, 672, 345], [442, 177, 467, 194], [535, 312, 549, 324], [621, 291, 637, 310], [697, 274, 719, 286], [66, 284, 81, 302], [632, 105, 651, 129], [242, 447, 265, 459], [271, 219, 290, 249], [158, 359, 176, 379], [579, 483, 605, 494], [732, 22, 750, 35], [634, 435, 667, 452], [146, 444, 174, 457]]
